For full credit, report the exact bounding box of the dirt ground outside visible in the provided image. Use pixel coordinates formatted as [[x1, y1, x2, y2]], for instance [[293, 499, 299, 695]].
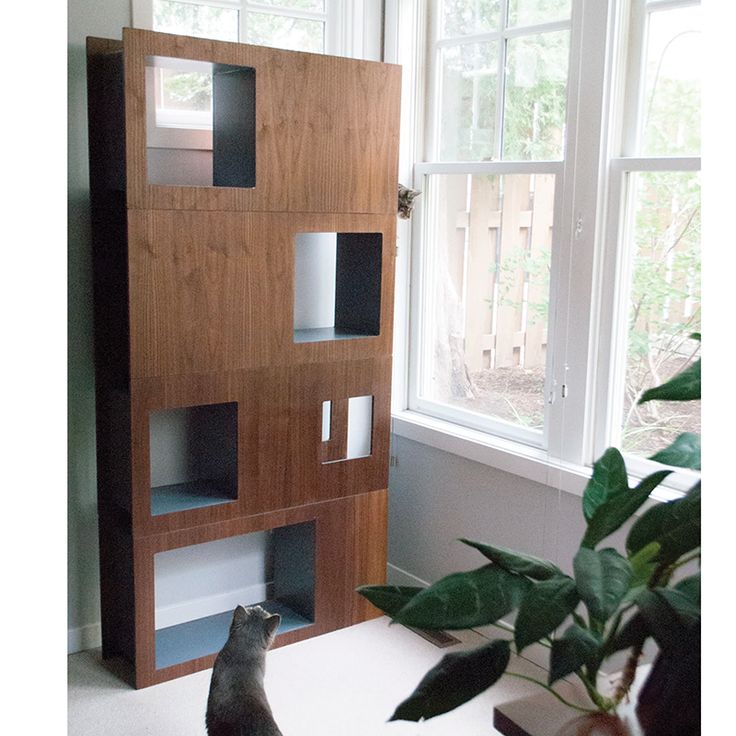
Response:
[[444, 361, 700, 459]]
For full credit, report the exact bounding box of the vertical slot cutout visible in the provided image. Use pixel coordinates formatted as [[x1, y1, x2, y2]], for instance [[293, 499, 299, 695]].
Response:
[[321, 395, 373, 463]]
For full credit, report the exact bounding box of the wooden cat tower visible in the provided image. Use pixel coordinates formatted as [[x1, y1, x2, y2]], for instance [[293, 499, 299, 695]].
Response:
[[86, 27, 401, 688]]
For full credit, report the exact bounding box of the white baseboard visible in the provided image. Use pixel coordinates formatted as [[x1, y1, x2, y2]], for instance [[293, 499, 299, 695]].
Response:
[[68, 583, 269, 654], [386, 562, 430, 587], [68, 622, 102, 654]]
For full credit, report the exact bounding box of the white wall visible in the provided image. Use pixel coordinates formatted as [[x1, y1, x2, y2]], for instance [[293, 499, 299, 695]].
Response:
[[386, 435, 613, 588]]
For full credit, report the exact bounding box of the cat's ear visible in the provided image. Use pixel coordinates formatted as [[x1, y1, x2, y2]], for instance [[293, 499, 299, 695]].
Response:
[[232, 605, 248, 629], [262, 613, 281, 647]]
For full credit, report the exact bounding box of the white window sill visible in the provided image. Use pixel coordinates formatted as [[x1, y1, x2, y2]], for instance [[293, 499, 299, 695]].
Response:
[[391, 410, 686, 505]]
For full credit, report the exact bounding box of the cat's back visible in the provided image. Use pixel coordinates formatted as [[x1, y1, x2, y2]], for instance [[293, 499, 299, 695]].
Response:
[[206, 697, 283, 736]]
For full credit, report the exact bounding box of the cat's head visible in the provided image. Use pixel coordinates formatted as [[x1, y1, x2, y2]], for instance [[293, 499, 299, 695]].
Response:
[[230, 605, 281, 649], [397, 184, 421, 219]]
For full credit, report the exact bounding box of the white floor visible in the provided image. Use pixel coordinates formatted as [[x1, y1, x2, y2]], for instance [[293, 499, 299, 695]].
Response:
[[68, 617, 565, 736]]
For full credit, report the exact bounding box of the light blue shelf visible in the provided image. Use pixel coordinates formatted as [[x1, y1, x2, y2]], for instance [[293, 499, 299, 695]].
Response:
[[293, 327, 371, 343], [151, 480, 236, 517], [155, 600, 313, 670]]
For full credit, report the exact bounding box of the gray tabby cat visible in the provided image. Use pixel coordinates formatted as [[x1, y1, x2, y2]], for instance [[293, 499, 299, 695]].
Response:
[[398, 183, 421, 219], [206, 605, 283, 736]]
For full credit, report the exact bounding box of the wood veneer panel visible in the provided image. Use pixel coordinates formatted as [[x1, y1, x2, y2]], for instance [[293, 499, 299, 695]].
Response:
[[350, 489, 388, 623], [122, 28, 401, 214], [129, 358, 390, 534], [131, 496, 356, 688], [127, 210, 396, 379]]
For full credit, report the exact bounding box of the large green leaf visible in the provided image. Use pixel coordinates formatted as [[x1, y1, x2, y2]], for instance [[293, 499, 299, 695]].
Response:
[[674, 572, 701, 606], [608, 611, 648, 655], [356, 585, 423, 617], [638, 358, 700, 404], [582, 448, 629, 521], [514, 576, 580, 652], [626, 482, 700, 565], [389, 639, 511, 722], [636, 588, 699, 654], [549, 624, 601, 685], [582, 470, 672, 549], [649, 432, 701, 470], [459, 538, 562, 580], [573, 547, 632, 622], [392, 565, 531, 630]]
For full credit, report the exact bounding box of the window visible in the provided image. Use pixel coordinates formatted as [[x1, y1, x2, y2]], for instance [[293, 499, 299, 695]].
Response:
[[134, 1, 377, 153], [595, 0, 701, 478], [410, 0, 573, 448], [133, 0, 371, 56], [401, 0, 701, 490]]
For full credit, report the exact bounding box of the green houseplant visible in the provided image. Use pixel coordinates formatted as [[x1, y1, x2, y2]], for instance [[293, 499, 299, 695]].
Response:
[[358, 341, 701, 733]]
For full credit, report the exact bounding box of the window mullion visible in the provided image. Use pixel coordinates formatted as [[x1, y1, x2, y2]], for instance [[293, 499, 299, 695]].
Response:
[[493, 0, 508, 160], [546, 0, 613, 467]]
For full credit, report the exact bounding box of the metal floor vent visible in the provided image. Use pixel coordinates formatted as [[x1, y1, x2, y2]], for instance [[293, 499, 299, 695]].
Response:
[[405, 625, 461, 648]]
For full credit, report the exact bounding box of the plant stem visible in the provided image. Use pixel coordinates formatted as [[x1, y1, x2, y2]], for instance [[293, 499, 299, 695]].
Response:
[[669, 548, 701, 573], [576, 671, 615, 713], [613, 641, 644, 706], [504, 672, 599, 714]]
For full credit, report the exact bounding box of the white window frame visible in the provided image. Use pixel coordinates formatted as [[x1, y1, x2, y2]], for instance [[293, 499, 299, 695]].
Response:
[[389, 0, 699, 499], [132, 0, 379, 59], [134, 0, 382, 154]]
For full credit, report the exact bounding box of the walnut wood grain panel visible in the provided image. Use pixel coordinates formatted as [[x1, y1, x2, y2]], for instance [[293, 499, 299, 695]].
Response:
[[350, 489, 388, 624], [127, 210, 396, 380], [129, 358, 390, 534], [130, 496, 357, 688], [122, 28, 401, 214]]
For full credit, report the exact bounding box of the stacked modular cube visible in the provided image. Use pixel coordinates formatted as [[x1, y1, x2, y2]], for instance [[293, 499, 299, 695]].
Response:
[[87, 28, 400, 688]]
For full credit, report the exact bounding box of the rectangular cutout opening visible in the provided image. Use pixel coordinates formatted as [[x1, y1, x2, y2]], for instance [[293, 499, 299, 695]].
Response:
[[321, 395, 373, 464], [294, 232, 382, 343], [145, 55, 256, 188], [154, 521, 315, 670], [149, 402, 238, 516]]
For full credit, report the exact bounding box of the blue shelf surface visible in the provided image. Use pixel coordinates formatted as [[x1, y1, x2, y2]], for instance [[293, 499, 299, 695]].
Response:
[[151, 480, 236, 517], [155, 600, 313, 670], [293, 327, 373, 343]]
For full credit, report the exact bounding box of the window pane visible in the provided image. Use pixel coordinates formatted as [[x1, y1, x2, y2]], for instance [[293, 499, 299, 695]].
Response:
[[620, 171, 701, 457], [439, 43, 498, 161], [256, 0, 324, 10], [503, 31, 569, 160], [247, 11, 324, 52], [640, 6, 701, 156], [419, 173, 556, 434], [441, 0, 501, 37], [507, 0, 571, 28], [153, 0, 239, 42]]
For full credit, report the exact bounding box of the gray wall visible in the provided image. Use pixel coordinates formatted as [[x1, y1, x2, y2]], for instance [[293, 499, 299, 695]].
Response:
[[386, 435, 609, 586]]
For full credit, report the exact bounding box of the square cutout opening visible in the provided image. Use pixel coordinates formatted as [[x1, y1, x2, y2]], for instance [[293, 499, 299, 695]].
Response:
[[293, 232, 382, 343], [154, 521, 315, 669], [145, 55, 256, 188], [149, 402, 238, 516]]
